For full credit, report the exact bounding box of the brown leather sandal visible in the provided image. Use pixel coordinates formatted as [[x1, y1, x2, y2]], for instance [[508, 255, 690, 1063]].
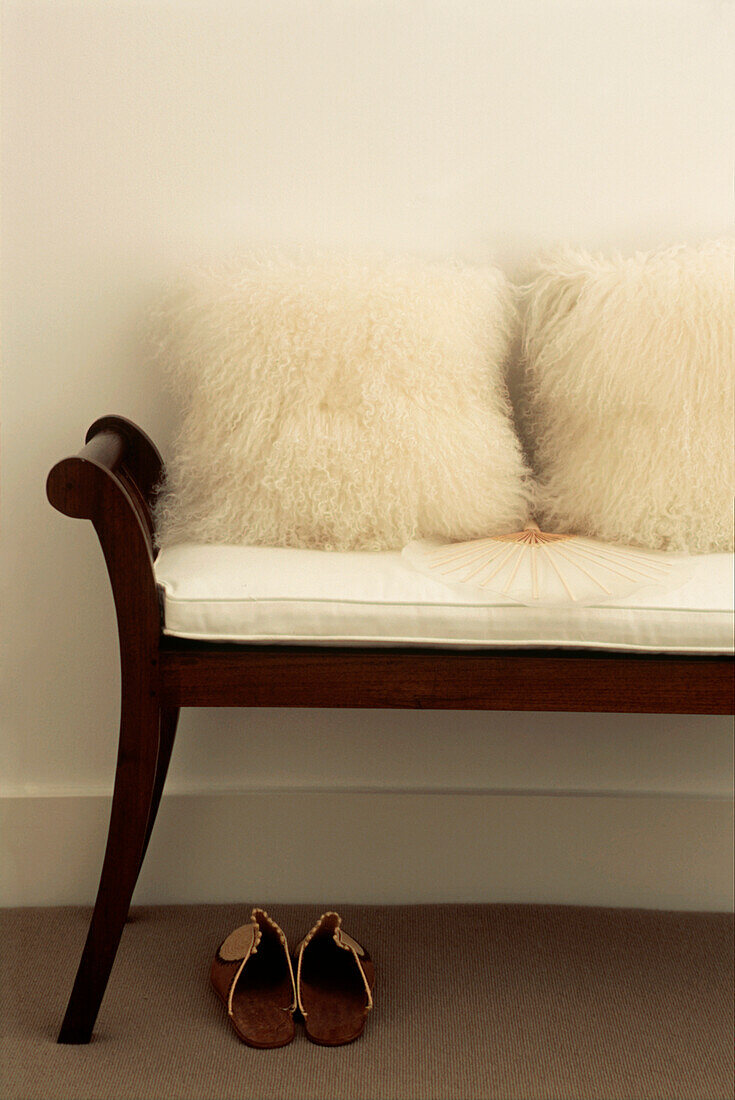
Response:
[[210, 909, 297, 1048], [294, 912, 375, 1046]]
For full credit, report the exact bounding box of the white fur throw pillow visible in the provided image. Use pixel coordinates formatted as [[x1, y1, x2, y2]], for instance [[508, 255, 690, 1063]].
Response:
[[521, 241, 735, 553], [153, 253, 531, 551]]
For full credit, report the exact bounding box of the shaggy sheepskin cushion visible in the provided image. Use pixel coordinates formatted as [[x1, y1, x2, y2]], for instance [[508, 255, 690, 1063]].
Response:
[[520, 240, 735, 553], [153, 252, 531, 551]]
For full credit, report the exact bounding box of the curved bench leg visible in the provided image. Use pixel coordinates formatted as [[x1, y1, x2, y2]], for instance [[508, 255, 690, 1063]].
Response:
[[57, 694, 161, 1044], [137, 706, 180, 878]]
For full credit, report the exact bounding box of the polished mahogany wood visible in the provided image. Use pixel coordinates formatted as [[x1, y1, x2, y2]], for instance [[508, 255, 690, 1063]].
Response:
[[56, 688, 160, 1044], [47, 416, 735, 1043], [159, 642, 734, 714], [84, 415, 164, 505], [138, 706, 180, 876], [48, 419, 164, 1044]]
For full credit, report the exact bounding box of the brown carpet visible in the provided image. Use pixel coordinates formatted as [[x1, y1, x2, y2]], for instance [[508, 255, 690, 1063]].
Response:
[[1, 904, 733, 1100]]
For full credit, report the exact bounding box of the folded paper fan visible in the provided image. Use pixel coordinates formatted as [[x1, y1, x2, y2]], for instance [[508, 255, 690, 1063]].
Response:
[[402, 523, 693, 606]]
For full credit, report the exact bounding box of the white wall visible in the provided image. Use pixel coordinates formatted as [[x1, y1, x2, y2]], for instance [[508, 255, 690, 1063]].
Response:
[[2, 0, 733, 909]]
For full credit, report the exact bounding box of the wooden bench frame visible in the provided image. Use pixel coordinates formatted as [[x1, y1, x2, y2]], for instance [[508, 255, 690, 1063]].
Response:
[[47, 415, 735, 1043]]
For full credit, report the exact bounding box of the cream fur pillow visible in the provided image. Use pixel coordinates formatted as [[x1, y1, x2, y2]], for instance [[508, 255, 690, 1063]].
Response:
[[521, 241, 735, 553], [153, 252, 531, 551]]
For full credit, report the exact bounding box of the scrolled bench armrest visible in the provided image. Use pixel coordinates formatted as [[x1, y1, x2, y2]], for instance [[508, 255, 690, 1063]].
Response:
[[84, 416, 164, 507], [47, 415, 163, 651], [48, 413, 163, 539], [48, 415, 163, 528], [77, 427, 127, 474]]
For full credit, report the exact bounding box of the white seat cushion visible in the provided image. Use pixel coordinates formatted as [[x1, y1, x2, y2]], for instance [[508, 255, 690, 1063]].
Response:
[[154, 544, 734, 654]]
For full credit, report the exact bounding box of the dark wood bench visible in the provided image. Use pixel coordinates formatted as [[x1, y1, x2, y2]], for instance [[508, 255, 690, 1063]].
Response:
[[47, 415, 735, 1043]]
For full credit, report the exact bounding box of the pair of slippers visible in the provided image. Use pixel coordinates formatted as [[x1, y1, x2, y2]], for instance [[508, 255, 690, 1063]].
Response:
[[211, 909, 375, 1048]]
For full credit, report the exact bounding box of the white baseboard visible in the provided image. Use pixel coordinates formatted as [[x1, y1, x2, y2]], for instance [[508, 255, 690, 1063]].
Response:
[[2, 790, 732, 910]]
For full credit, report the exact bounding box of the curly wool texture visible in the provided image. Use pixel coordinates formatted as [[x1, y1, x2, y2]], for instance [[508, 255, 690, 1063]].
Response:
[[153, 252, 532, 551], [520, 241, 735, 553]]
